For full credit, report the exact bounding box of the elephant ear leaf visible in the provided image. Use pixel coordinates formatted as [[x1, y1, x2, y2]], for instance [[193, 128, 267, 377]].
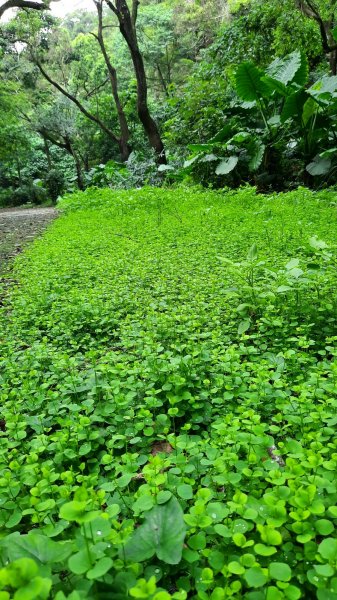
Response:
[[248, 140, 265, 172], [293, 52, 309, 86], [266, 50, 303, 86], [306, 155, 331, 176], [235, 62, 269, 101], [216, 156, 238, 175], [281, 89, 307, 123]]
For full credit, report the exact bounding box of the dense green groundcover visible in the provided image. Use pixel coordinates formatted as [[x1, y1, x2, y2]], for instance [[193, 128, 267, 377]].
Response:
[[1, 186, 337, 599]]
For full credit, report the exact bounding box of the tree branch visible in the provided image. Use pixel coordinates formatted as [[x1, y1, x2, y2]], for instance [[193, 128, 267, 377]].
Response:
[[0, 0, 49, 20], [37, 127, 71, 153], [34, 56, 119, 143], [104, 0, 118, 18], [132, 0, 139, 27], [92, 0, 131, 159], [296, 0, 337, 52], [84, 76, 109, 99]]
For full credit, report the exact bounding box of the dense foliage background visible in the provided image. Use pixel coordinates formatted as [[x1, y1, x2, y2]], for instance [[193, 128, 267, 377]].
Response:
[[1, 0, 337, 205]]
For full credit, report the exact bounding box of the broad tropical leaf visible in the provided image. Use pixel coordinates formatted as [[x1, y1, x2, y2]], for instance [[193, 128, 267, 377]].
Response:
[[302, 97, 318, 126], [306, 155, 331, 176], [320, 148, 337, 158], [209, 124, 233, 143], [183, 154, 201, 168], [187, 143, 214, 152], [158, 164, 174, 172], [201, 153, 218, 162], [122, 497, 186, 565], [261, 76, 288, 97], [235, 62, 269, 101], [216, 156, 238, 175], [308, 76, 337, 101], [248, 141, 265, 172], [292, 52, 309, 86], [266, 51, 302, 86], [227, 131, 251, 144], [281, 89, 307, 123]]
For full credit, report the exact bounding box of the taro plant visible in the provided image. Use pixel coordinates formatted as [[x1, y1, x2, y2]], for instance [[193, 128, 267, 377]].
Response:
[[183, 50, 337, 188]]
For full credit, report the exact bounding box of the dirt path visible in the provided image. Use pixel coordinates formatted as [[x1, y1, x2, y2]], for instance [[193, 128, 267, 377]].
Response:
[[0, 207, 57, 274]]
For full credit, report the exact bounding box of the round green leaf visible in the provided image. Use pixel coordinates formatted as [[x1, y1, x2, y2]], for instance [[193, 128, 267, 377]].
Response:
[[254, 543, 277, 556], [68, 550, 91, 575], [244, 566, 268, 587], [319, 538, 337, 561], [269, 562, 292, 582], [157, 491, 172, 505], [228, 561, 245, 575], [177, 484, 193, 500], [87, 557, 113, 580], [315, 519, 334, 535], [188, 533, 206, 551]]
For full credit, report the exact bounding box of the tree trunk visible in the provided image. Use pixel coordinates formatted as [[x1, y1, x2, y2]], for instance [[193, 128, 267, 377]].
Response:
[[295, 2, 337, 75], [72, 153, 85, 190], [43, 135, 52, 170], [67, 139, 85, 190], [329, 49, 337, 75], [105, 0, 167, 164], [94, 0, 131, 161], [156, 62, 169, 97], [38, 128, 85, 190], [131, 45, 166, 163], [327, 22, 337, 75]]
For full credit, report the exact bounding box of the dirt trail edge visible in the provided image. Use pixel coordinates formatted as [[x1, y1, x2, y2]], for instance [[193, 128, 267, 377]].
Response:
[[0, 207, 58, 274]]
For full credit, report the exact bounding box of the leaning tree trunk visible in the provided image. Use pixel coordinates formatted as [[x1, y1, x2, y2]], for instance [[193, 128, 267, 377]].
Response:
[[105, 0, 167, 165], [329, 49, 337, 75]]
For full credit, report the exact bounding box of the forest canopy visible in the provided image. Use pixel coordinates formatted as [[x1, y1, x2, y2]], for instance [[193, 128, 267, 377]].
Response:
[[0, 0, 337, 204]]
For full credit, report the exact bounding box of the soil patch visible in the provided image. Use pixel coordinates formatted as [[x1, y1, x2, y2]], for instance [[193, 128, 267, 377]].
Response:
[[0, 207, 57, 275]]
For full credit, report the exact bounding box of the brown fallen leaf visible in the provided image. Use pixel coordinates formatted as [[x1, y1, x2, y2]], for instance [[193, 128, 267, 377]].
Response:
[[151, 441, 173, 456]]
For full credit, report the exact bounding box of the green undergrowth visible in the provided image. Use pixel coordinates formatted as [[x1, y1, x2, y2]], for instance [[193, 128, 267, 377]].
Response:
[[1, 186, 337, 599]]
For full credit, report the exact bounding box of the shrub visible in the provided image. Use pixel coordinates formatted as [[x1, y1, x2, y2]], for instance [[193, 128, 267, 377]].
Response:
[[44, 169, 65, 202], [10, 184, 48, 206]]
